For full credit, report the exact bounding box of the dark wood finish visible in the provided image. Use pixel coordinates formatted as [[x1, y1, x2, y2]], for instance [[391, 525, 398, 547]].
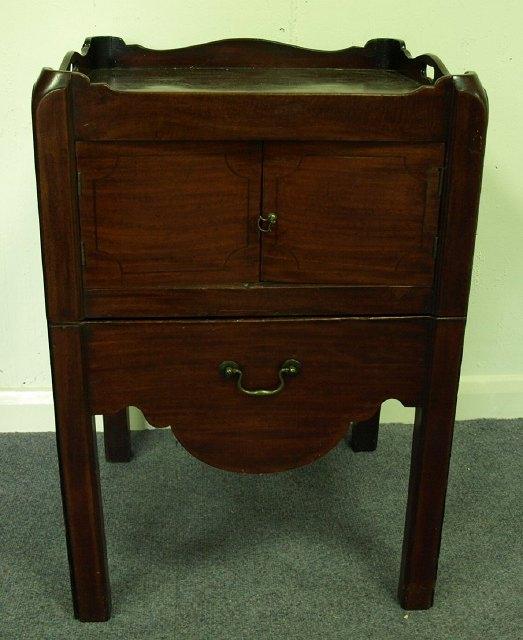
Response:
[[434, 74, 488, 316], [66, 37, 451, 143], [262, 142, 444, 286], [71, 74, 450, 142], [348, 408, 381, 452], [399, 319, 465, 609], [32, 71, 83, 322], [83, 284, 432, 319], [33, 38, 487, 619], [77, 139, 440, 318], [85, 318, 428, 473], [77, 142, 261, 289], [49, 325, 110, 621], [103, 408, 132, 462]]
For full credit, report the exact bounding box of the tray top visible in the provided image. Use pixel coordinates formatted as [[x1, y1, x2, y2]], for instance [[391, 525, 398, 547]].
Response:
[[32, 37, 461, 143], [59, 36, 448, 96], [86, 66, 422, 95]]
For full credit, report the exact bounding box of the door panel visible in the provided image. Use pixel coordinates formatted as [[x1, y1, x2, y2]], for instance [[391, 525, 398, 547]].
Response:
[[261, 142, 444, 286], [77, 142, 262, 289]]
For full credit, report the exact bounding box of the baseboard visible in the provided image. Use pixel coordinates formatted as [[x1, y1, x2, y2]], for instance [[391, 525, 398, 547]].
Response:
[[381, 374, 523, 423], [0, 393, 147, 433], [0, 375, 521, 432]]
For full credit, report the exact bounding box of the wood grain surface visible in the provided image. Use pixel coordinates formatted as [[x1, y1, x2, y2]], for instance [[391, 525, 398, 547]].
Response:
[[262, 142, 444, 286], [77, 141, 261, 289]]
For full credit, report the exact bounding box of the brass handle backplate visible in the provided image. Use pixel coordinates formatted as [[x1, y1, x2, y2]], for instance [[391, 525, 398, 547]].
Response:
[[258, 212, 277, 233], [219, 359, 301, 397]]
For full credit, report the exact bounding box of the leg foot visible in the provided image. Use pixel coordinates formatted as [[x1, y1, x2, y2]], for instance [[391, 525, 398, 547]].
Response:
[[348, 408, 380, 452], [399, 583, 435, 610], [103, 408, 132, 462], [50, 326, 111, 621]]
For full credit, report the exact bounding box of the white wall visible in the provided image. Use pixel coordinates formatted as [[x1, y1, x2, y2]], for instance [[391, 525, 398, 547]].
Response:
[[1, 0, 522, 430]]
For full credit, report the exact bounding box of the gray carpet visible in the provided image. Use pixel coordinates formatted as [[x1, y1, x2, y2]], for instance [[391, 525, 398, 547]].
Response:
[[0, 420, 521, 639]]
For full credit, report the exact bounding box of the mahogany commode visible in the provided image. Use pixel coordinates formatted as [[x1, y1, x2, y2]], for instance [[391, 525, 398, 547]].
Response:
[[32, 36, 488, 621]]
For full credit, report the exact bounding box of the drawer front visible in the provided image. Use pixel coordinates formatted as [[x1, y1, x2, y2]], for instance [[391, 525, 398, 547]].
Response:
[[262, 142, 445, 286], [85, 318, 430, 473], [77, 142, 261, 289]]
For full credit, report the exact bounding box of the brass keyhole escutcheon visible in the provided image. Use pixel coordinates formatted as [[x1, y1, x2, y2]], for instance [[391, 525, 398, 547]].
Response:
[[258, 212, 278, 233]]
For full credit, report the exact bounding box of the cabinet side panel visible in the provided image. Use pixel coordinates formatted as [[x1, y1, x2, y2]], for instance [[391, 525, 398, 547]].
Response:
[[32, 70, 83, 322], [435, 74, 488, 317]]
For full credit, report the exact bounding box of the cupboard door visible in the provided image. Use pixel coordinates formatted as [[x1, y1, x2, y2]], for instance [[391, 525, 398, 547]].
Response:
[[261, 142, 444, 286], [77, 142, 261, 289]]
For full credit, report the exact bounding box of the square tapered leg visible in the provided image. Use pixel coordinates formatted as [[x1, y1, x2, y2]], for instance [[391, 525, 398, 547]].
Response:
[[348, 408, 381, 452], [103, 408, 132, 462], [50, 325, 111, 621], [398, 320, 464, 609]]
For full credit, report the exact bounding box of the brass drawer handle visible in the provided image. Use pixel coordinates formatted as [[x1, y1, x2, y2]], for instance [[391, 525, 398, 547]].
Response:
[[219, 359, 301, 397], [258, 212, 277, 233]]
